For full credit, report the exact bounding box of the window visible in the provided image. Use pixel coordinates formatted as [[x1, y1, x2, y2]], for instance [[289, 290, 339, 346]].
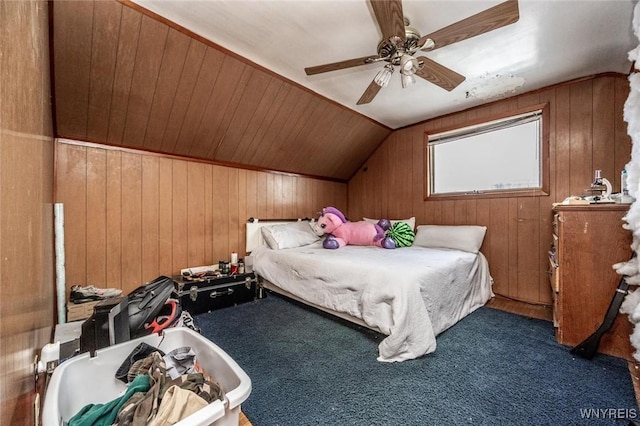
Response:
[[425, 104, 549, 199]]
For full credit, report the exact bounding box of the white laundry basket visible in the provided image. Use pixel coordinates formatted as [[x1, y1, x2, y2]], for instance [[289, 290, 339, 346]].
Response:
[[42, 327, 251, 426]]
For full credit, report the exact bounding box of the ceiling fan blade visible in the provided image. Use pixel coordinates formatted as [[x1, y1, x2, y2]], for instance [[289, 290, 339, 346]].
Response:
[[419, 0, 519, 51], [356, 80, 383, 105], [369, 0, 406, 43], [415, 56, 465, 91], [305, 55, 380, 75]]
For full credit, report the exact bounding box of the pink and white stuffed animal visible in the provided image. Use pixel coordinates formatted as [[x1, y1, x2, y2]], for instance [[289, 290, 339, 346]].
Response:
[[313, 206, 395, 249]]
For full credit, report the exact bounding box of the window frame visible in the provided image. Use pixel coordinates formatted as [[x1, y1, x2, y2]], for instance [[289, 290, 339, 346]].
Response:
[[424, 103, 550, 201]]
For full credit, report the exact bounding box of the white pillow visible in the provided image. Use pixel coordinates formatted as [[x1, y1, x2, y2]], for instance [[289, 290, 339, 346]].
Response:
[[261, 221, 319, 250], [413, 225, 487, 253], [363, 216, 416, 231]]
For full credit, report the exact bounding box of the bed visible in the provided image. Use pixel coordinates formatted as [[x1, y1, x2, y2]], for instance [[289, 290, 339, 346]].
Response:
[[246, 218, 494, 363]]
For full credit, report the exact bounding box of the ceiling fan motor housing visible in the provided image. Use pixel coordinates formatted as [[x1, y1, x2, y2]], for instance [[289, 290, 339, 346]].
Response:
[[377, 21, 422, 65]]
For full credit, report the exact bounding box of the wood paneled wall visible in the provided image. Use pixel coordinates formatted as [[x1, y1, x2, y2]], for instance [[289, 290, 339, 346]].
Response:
[[55, 140, 347, 294], [0, 1, 55, 424], [348, 74, 632, 305]]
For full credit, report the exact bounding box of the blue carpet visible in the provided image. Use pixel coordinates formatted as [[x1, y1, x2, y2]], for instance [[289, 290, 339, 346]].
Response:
[[197, 293, 638, 426]]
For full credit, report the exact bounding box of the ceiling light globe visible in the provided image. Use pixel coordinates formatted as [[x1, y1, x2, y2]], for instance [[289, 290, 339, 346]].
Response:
[[400, 54, 419, 75], [401, 73, 416, 88], [374, 64, 394, 87]]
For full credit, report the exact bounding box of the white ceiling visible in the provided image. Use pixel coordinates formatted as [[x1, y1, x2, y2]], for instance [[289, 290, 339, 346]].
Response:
[[131, 0, 637, 129]]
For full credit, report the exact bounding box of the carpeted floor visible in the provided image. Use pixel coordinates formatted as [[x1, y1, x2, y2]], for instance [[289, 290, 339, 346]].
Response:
[[197, 293, 638, 426]]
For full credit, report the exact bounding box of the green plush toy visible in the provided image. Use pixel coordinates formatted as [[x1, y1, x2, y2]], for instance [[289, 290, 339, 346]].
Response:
[[385, 222, 415, 248]]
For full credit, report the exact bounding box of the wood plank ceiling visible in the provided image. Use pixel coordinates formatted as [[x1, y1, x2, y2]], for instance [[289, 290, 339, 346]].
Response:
[[51, 0, 392, 181]]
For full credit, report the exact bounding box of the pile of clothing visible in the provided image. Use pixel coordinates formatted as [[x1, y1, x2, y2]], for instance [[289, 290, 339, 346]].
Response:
[[67, 342, 224, 426]]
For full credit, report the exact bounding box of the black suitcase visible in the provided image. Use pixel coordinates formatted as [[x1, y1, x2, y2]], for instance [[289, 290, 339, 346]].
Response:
[[173, 272, 259, 315]]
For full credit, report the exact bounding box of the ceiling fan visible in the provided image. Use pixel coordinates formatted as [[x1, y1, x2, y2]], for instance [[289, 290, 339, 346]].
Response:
[[304, 0, 520, 105]]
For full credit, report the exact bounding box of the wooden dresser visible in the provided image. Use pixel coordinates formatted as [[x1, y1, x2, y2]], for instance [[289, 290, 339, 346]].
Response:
[[549, 204, 633, 360]]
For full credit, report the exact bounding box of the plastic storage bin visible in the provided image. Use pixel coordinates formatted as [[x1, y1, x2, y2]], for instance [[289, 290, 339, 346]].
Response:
[[42, 327, 251, 426]]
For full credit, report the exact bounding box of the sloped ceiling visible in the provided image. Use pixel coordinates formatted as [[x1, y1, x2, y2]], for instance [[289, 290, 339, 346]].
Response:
[[52, 0, 392, 181], [51, 0, 636, 181]]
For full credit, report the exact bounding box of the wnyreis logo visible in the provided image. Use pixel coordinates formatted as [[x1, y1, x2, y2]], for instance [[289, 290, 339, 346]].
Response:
[[579, 408, 637, 420]]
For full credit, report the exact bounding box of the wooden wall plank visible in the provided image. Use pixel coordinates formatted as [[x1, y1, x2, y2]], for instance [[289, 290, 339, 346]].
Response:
[[252, 86, 309, 167], [615, 77, 632, 178], [228, 168, 241, 255], [213, 72, 274, 160], [172, 48, 226, 156], [122, 16, 168, 147], [141, 156, 159, 281], [87, 1, 121, 141], [507, 198, 519, 297], [488, 199, 509, 295], [593, 77, 616, 189], [143, 29, 191, 150], [256, 170, 268, 218], [212, 166, 230, 261], [158, 157, 174, 275], [187, 161, 206, 266], [228, 78, 285, 164], [172, 160, 188, 272], [188, 56, 250, 158], [555, 85, 571, 200], [332, 117, 369, 178], [288, 105, 348, 176], [516, 197, 540, 301], [274, 96, 319, 169], [56, 144, 87, 286], [246, 171, 258, 222], [107, 7, 142, 144], [121, 152, 143, 290], [106, 150, 123, 287], [204, 164, 215, 264], [86, 147, 107, 286], [159, 41, 207, 152], [53, 0, 94, 139], [204, 66, 257, 159], [241, 84, 294, 166], [237, 169, 249, 253], [569, 80, 593, 195]]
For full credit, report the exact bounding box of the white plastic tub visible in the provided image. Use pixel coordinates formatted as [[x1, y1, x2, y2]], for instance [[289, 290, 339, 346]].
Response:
[[42, 327, 251, 426]]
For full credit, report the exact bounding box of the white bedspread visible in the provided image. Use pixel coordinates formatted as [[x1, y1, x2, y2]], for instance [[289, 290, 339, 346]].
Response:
[[252, 242, 493, 362]]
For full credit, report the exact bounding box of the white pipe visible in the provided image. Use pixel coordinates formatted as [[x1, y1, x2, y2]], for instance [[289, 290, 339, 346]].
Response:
[[54, 203, 66, 324]]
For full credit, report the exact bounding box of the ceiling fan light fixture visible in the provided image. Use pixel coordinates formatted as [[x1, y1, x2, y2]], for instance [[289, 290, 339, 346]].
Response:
[[401, 73, 416, 88], [400, 54, 419, 76], [420, 38, 436, 51], [374, 64, 394, 87]]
